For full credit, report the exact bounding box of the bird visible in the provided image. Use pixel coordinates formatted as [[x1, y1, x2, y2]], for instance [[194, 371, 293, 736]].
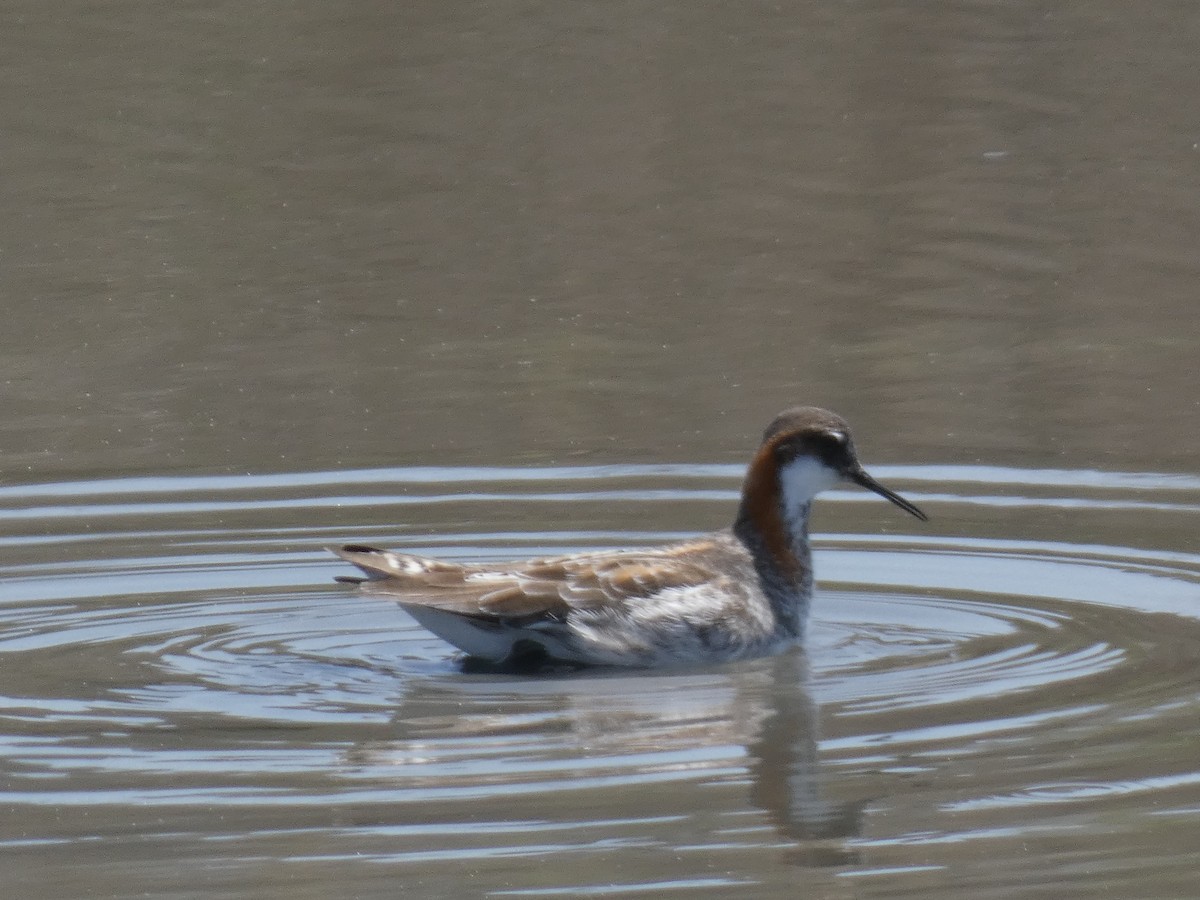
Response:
[[333, 406, 927, 669]]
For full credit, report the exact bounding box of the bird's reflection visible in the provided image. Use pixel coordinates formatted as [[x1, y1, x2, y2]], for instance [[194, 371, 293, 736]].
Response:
[[747, 650, 865, 863], [344, 650, 863, 862]]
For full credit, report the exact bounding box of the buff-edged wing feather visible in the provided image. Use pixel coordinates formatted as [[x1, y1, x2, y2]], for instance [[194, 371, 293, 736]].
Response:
[[332, 540, 734, 626]]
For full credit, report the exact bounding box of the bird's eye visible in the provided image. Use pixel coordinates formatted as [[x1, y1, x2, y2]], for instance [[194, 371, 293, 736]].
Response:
[[812, 430, 849, 461]]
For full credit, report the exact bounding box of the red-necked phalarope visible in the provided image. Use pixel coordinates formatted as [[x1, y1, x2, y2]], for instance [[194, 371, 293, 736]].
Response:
[[333, 406, 927, 668]]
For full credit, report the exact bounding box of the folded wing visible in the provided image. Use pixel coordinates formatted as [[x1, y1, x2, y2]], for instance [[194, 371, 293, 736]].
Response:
[[333, 541, 728, 626]]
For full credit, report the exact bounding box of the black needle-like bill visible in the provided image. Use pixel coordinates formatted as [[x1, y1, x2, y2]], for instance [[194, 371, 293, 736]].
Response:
[[849, 468, 929, 521]]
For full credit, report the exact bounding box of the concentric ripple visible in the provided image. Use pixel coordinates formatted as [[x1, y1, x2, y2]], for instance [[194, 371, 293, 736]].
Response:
[[0, 465, 1198, 896]]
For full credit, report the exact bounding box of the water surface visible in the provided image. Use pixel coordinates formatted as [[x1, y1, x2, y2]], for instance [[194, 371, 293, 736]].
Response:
[[2, 0, 1199, 897], [2, 466, 1198, 897]]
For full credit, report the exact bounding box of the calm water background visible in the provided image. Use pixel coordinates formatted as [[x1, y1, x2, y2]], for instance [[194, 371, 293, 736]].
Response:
[[1, 1, 1198, 898]]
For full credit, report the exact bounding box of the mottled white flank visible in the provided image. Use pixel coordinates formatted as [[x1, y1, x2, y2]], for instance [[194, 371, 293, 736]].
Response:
[[397, 456, 846, 667], [779, 455, 840, 533]]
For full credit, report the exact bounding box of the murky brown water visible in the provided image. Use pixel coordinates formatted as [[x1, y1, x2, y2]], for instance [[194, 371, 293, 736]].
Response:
[[2, 1, 1199, 897]]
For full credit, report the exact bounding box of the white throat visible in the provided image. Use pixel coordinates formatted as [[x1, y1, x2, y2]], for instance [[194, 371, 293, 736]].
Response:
[[779, 455, 841, 532]]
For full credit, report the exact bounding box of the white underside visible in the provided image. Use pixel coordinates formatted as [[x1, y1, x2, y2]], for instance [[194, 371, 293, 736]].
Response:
[[400, 603, 578, 662], [400, 589, 800, 668]]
